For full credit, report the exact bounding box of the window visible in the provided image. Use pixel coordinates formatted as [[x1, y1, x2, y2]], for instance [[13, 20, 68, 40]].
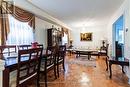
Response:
[[6, 15, 34, 45], [62, 32, 68, 45]]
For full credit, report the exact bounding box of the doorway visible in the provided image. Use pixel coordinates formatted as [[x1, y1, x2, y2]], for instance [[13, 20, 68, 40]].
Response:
[[112, 15, 124, 57]]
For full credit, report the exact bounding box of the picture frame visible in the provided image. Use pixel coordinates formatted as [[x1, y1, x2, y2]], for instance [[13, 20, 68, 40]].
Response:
[[80, 32, 92, 41]]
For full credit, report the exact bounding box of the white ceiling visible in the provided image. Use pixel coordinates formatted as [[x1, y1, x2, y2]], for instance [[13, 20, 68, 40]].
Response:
[[28, 0, 124, 29]]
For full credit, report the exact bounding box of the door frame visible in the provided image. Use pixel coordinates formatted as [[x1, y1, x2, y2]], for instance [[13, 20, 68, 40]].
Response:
[[112, 15, 125, 57]]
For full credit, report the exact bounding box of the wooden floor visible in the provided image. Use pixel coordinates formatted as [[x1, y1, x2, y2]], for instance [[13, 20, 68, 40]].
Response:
[[31, 55, 130, 87]]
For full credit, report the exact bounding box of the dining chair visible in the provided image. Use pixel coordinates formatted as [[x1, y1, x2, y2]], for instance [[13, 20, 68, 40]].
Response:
[[40, 46, 57, 87], [99, 44, 109, 71], [37, 44, 44, 48], [0, 45, 17, 59], [0, 45, 6, 59], [99, 44, 109, 56], [10, 48, 43, 87], [18, 44, 44, 49], [57, 45, 66, 77], [17, 45, 31, 50]]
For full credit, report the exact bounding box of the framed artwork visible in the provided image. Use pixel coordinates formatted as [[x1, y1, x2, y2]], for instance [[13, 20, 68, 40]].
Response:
[[80, 32, 92, 41]]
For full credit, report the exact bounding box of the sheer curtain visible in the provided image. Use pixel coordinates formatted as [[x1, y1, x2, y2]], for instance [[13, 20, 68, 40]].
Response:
[[62, 32, 68, 45], [6, 15, 34, 45]]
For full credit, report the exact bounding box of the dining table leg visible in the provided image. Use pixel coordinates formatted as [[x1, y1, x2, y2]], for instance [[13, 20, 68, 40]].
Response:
[[109, 62, 112, 79], [3, 68, 10, 87], [105, 57, 108, 71], [88, 52, 91, 60], [88, 55, 90, 60], [121, 65, 125, 73]]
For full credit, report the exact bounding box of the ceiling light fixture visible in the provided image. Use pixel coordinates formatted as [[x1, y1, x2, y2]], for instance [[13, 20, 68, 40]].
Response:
[[80, 24, 86, 33]]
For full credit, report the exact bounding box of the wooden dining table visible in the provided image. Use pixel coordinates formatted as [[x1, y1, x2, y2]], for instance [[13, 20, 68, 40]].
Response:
[[108, 57, 129, 78], [3, 51, 47, 87]]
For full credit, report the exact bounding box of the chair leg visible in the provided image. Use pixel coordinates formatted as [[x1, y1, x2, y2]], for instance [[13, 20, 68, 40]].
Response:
[[54, 65, 57, 79], [37, 75, 40, 87], [122, 65, 125, 73], [57, 63, 60, 77], [98, 54, 100, 58], [105, 57, 108, 71], [44, 69, 47, 87], [62, 60, 65, 71], [36, 81, 40, 87], [37, 63, 41, 87]]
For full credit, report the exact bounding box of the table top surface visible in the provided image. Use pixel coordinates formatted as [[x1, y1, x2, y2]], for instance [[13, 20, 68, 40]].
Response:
[[5, 56, 28, 67], [4, 51, 47, 68], [109, 57, 129, 62], [74, 49, 99, 52]]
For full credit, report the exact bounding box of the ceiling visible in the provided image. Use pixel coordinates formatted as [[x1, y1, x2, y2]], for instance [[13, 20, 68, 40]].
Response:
[[28, 0, 124, 29]]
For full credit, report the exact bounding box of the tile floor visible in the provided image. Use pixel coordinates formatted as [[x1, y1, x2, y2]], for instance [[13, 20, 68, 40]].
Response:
[[31, 55, 130, 87]]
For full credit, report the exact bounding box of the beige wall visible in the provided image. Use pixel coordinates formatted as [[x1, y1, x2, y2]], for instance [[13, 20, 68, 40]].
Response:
[[71, 25, 107, 49]]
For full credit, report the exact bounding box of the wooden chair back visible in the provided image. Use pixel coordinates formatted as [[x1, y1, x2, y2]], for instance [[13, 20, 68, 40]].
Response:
[[16, 48, 42, 87], [40, 46, 57, 87], [59, 45, 66, 57], [37, 44, 44, 49], [45, 46, 56, 67], [56, 45, 66, 77], [17, 45, 31, 50], [0, 45, 17, 59], [100, 44, 109, 56]]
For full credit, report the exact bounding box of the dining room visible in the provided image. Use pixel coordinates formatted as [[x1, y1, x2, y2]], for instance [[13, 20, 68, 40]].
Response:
[[0, 0, 130, 87]]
